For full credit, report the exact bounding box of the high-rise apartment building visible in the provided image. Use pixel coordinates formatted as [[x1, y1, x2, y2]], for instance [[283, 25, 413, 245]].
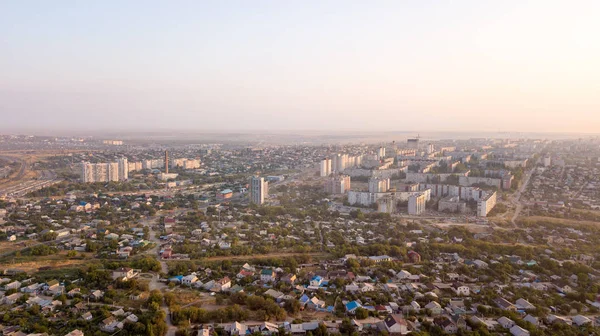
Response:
[[165, 150, 169, 174], [118, 158, 128, 181], [108, 162, 119, 182], [320, 158, 332, 177], [324, 175, 351, 194], [81, 162, 94, 183], [368, 177, 390, 193], [408, 193, 427, 215], [93, 163, 109, 182], [81, 158, 130, 183], [378, 147, 386, 159], [250, 176, 268, 204]]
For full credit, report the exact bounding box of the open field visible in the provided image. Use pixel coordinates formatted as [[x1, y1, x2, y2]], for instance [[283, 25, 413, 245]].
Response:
[[520, 215, 600, 227], [0, 251, 93, 273]]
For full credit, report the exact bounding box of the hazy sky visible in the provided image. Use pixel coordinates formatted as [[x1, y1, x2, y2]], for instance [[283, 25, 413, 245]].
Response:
[[1, 1, 599, 133]]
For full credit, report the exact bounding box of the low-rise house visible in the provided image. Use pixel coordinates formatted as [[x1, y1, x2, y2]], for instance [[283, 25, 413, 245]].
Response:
[[345, 301, 362, 314], [469, 316, 495, 330], [396, 270, 412, 280], [126, 314, 139, 323], [407, 250, 421, 263], [452, 283, 470, 296], [546, 314, 571, 325], [498, 316, 515, 329], [112, 267, 137, 281], [434, 317, 457, 334], [3, 293, 22, 304], [424, 301, 443, 315], [523, 314, 539, 326], [4, 280, 21, 290], [515, 298, 535, 310], [307, 296, 326, 310], [65, 330, 85, 336], [280, 273, 297, 285], [383, 314, 410, 335], [509, 325, 530, 336], [572, 315, 592, 326], [82, 312, 93, 321], [100, 316, 124, 332], [21, 283, 43, 294], [90, 290, 104, 300], [494, 297, 517, 311], [182, 274, 198, 286], [310, 275, 323, 287], [211, 277, 231, 292], [236, 269, 255, 279], [369, 255, 392, 263], [264, 289, 285, 301], [260, 269, 275, 283]]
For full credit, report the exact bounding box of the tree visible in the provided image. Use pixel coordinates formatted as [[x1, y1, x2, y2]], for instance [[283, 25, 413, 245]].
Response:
[[355, 307, 369, 319], [284, 299, 300, 315], [339, 318, 355, 335]]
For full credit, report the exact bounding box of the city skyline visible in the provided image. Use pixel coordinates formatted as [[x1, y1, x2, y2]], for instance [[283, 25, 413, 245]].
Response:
[[2, 1, 600, 133]]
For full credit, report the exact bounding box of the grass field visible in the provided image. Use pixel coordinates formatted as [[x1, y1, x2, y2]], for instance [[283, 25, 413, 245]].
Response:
[[0, 251, 93, 274], [522, 215, 600, 227]]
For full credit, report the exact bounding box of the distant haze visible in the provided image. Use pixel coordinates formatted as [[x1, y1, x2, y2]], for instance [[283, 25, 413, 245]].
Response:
[[1, 1, 599, 133]]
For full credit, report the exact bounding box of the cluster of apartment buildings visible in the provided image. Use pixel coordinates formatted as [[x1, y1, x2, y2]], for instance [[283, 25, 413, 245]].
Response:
[[80, 158, 128, 183], [319, 153, 365, 177], [344, 177, 497, 217]]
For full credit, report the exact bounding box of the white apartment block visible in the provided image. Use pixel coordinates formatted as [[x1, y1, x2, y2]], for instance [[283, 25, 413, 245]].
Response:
[[324, 175, 351, 194], [408, 193, 427, 215], [118, 158, 128, 180], [320, 158, 332, 177], [108, 162, 119, 182], [477, 191, 497, 217], [81, 159, 129, 183], [250, 176, 268, 205], [348, 189, 431, 207], [368, 177, 390, 193], [171, 158, 201, 170], [377, 146, 386, 159]]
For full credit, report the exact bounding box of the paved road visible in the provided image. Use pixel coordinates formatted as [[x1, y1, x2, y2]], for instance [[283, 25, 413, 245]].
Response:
[[140, 213, 176, 336], [511, 165, 536, 226]]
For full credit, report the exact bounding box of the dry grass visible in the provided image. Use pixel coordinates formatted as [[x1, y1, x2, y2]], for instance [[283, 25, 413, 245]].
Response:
[[1, 251, 93, 273], [523, 216, 600, 227]]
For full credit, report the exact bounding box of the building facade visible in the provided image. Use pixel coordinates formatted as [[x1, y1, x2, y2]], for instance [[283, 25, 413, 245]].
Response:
[[408, 193, 427, 215], [319, 158, 332, 177], [250, 176, 268, 205], [324, 175, 351, 194]]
